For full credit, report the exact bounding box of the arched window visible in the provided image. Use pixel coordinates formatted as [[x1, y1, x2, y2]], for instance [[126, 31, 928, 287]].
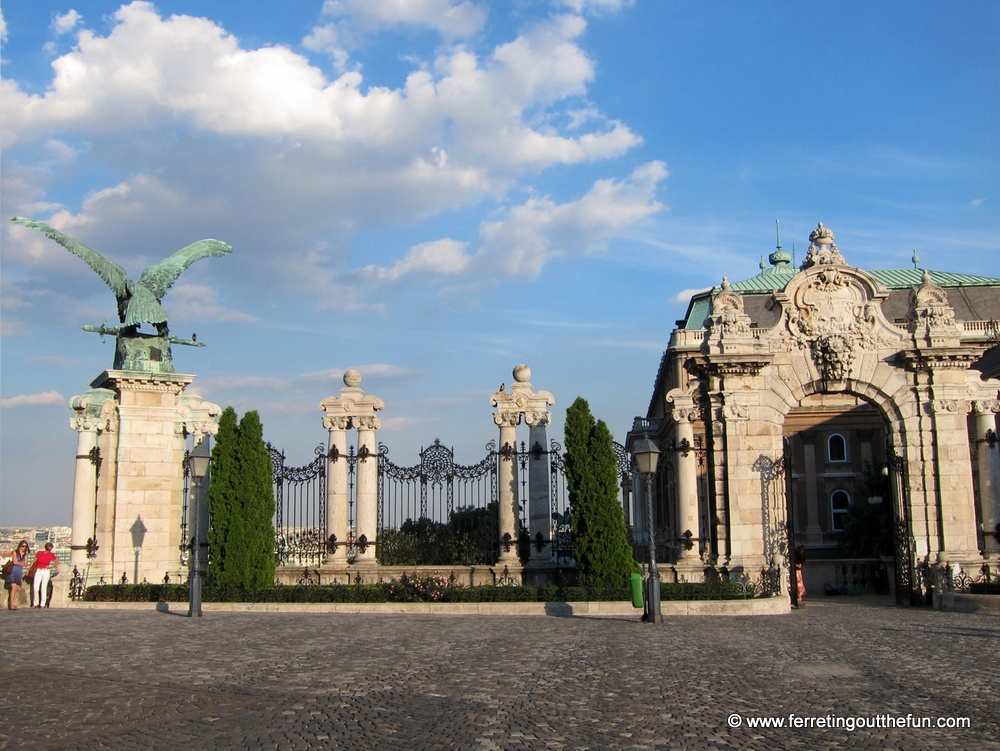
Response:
[[830, 489, 851, 531], [828, 433, 848, 463]]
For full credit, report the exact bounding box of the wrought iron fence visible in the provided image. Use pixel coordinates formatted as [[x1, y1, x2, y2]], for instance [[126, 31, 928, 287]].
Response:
[[270, 443, 328, 568]]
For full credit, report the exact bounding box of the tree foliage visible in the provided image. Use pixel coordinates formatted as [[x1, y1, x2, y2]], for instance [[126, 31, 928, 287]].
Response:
[[206, 408, 275, 588], [564, 397, 639, 587]]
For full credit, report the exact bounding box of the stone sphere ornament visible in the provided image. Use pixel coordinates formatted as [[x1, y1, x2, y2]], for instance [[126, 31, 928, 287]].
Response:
[[343, 369, 362, 388], [513, 364, 531, 383]]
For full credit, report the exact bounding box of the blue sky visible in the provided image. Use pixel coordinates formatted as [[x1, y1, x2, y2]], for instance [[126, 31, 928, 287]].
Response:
[[1, 1, 998, 526]]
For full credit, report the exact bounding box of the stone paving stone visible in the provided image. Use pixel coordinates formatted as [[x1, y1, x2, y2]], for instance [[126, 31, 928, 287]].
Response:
[[0, 598, 997, 750]]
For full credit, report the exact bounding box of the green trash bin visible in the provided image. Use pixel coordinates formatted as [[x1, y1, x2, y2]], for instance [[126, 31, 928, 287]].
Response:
[[630, 572, 644, 608]]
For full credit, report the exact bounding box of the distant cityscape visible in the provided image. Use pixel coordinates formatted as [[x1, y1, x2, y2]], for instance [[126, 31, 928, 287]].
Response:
[[1, 527, 73, 564]]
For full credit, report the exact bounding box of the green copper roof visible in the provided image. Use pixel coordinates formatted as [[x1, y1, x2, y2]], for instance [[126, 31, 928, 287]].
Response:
[[719, 266, 999, 295], [681, 265, 1000, 330]]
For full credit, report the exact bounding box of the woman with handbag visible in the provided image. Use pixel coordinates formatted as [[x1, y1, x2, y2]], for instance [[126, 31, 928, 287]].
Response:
[[4, 540, 31, 610], [30, 542, 58, 609]]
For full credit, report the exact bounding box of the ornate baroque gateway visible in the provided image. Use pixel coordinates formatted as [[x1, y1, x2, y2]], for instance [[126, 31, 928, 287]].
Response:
[[631, 223, 1000, 606]]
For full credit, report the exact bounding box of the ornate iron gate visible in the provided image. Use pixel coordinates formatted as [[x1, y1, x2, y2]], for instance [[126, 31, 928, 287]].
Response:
[[886, 445, 921, 606], [270, 443, 328, 567], [376, 440, 499, 565], [753, 450, 789, 597]]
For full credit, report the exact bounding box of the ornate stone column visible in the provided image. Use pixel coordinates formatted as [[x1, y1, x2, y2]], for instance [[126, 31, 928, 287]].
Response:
[[495, 415, 520, 562], [672, 405, 701, 568], [68, 388, 117, 567], [323, 415, 350, 560], [491, 364, 555, 565], [355, 416, 379, 564], [974, 400, 1000, 555], [319, 370, 384, 567]]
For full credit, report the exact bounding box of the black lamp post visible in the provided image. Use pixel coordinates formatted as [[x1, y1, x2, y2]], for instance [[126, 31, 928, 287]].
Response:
[[632, 437, 662, 624], [187, 438, 212, 617]]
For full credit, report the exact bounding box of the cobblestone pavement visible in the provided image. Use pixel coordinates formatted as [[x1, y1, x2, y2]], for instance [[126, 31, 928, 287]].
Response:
[[1, 598, 997, 750]]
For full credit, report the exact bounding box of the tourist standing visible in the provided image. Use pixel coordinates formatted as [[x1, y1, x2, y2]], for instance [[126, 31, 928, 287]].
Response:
[[31, 542, 58, 609], [5, 540, 31, 610]]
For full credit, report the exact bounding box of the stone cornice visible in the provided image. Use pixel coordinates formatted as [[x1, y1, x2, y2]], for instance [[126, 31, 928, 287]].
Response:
[[898, 347, 987, 371], [91, 369, 195, 394]]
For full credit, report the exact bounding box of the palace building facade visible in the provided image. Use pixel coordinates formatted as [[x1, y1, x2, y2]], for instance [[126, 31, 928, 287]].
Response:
[[628, 223, 999, 604]]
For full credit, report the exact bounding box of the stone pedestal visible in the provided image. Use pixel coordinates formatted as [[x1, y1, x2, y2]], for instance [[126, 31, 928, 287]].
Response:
[[71, 370, 219, 586]]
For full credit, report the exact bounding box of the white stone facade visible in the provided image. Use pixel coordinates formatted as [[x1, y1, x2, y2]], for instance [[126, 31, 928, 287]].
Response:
[[636, 225, 1000, 596]]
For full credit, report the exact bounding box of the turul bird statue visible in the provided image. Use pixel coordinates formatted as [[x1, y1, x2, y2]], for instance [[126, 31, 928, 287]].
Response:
[[9, 216, 233, 373]]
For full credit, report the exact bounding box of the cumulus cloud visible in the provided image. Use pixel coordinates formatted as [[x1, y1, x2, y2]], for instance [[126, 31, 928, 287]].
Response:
[[52, 10, 83, 35], [306, 0, 487, 66], [359, 161, 667, 285], [1, 1, 648, 316], [0, 391, 65, 408]]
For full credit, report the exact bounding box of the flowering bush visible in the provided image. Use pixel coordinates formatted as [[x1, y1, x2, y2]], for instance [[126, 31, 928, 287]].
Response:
[[384, 573, 451, 602]]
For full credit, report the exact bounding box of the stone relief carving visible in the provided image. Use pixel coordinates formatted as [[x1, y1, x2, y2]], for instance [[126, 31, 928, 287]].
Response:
[[770, 224, 899, 357], [704, 278, 752, 338], [811, 333, 856, 382], [908, 270, 960, 337]]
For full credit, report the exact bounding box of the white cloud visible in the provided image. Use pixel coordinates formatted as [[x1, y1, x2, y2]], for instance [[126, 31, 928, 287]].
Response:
[[360, 238, 471, 281], [357, 160, 666, 286], [0, 391, 65, 408], [1, 2, 647, 316], [52, 10, 83, 35], [672, 287, 713, 304], [317, 0, 487, 39], [557, 0, 634, 14], [167, 284, 258, 326], [970, 197, 986, 208]]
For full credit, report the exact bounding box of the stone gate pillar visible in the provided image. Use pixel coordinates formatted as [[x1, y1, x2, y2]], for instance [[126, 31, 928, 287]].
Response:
[[71, 371, 220, 585], [527, 421, 551, 565], [491, 364, 555, 565], [319, 370, 384, 567]]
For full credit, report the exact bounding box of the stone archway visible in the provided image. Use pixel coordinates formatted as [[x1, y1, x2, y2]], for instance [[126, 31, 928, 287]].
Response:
[[643, 224, 999, 606]]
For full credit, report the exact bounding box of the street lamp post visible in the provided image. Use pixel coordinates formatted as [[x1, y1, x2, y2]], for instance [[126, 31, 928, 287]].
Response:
[[632, 437, 662, 624], [187, 438, 212, 617]]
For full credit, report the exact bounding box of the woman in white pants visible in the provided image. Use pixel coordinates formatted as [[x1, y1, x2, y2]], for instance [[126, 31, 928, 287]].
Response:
[[31, 542, 58, 608]]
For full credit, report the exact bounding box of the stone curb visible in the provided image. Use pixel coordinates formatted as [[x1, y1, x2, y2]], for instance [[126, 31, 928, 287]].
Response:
[[61, 597, 791, 615]]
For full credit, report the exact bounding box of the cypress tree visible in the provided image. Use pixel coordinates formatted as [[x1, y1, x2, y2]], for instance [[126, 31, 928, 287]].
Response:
[[237, 410, 276, 588], [564, 397, 638, 588], [206, 407, 275, 589], [206, 407, 239, 588]]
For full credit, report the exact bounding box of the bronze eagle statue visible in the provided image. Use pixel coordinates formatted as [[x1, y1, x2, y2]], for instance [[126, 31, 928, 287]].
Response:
[[9, 216, 233, 339]]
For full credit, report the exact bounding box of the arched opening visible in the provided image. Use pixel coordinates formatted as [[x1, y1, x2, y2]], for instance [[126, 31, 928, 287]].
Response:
[[784, 392, 895, 599]]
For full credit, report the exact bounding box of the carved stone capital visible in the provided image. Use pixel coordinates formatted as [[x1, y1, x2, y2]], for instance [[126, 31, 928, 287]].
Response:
[[323, 415, 352, 431], [973, 400, 1000, 415], [176, 393, 222, 438], [68, 388, 118, 433]]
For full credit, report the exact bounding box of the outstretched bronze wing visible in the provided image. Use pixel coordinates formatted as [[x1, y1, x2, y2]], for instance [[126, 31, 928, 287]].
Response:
[[138, 239, 234, 300], [9, 216, 130, 300]]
